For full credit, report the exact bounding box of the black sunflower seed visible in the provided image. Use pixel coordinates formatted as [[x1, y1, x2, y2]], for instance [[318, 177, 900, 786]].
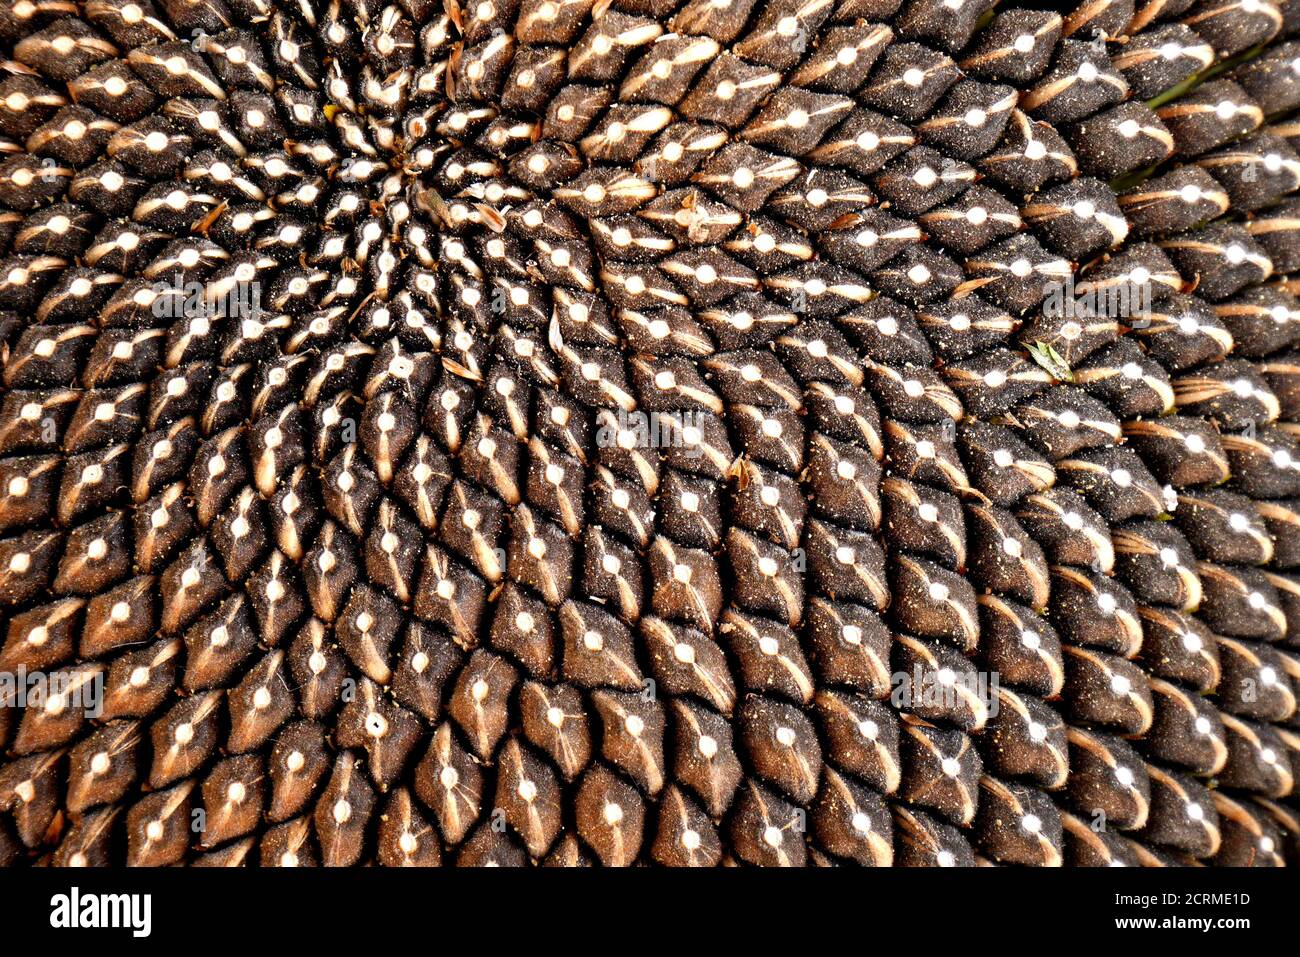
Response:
[[2, 0, 1300, 873]]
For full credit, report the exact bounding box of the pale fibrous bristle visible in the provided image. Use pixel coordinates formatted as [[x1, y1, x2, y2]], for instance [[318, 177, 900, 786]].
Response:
[[0, 0, 1298, 868]]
